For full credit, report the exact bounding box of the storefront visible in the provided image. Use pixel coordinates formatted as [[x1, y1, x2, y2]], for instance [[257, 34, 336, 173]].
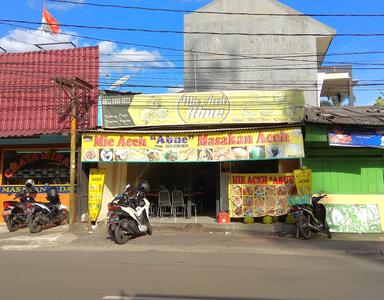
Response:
[[0, 138, 71, 223], [304, 106, 384, 232], [82, 126, 305, 222], [0, 46, 99, 223]]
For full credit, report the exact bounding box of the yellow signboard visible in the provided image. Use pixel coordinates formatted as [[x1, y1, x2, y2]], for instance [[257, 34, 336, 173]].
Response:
[[102, 90, 305, 128], [294, 168, 312, 195], [229, 173, 296, 218], [88, 168, 106, 222], [82, 128, 304, 163]]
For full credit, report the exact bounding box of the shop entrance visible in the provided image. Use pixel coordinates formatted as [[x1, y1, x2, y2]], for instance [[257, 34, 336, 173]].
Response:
[[125, 162, 220, 218]]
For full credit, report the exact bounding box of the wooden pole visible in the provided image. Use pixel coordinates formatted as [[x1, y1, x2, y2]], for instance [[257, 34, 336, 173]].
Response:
[[69, 85, 77, 225], [54, 77, 93, 230]]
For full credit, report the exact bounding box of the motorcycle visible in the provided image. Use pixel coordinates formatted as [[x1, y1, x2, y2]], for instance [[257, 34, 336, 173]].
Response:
[[28, 186, 68, 233], [2, 191, 35, 232], [290, 194, 331, 240], [107, 180, 152, 245]]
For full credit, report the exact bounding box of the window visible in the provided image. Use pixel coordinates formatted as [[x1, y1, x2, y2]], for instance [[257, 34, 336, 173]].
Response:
[[2, 149, 70, 185]]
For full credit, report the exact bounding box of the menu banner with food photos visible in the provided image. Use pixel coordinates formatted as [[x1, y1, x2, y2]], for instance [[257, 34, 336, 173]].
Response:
[[293, 168, 312, 195], [229, 173, 297, 218], [102, 90, 305, 128], [88, 168, 106, 222], [81, 128, 304, 163]]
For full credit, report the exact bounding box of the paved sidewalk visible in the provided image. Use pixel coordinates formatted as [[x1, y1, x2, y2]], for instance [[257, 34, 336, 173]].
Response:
[[1, 223, 383, 259]]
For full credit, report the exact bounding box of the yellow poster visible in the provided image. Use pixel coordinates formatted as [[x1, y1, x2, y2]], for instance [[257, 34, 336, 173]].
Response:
[[294, 168, 312, 195], [82, 128, 304, 163], [88, 168, 106, 222], [229, 173, 296, 218], [101, 90, 305, 128]]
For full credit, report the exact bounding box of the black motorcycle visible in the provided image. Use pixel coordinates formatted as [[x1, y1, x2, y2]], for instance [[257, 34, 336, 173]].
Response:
[[28, 186, 68, 233], [107, 181, 152, 244], [290, 194, 331, 239], [2, 191, 35, 232]]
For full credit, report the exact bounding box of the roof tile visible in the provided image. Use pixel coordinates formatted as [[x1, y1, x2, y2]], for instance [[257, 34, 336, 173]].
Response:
[[0, 47, 99, 138]]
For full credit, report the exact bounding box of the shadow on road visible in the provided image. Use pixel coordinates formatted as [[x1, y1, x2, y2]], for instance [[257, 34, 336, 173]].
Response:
[[103, 291, 291, 300], [246, 230, 384, 263]]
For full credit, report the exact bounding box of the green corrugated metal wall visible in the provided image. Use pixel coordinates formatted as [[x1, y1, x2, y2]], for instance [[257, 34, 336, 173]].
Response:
[[304, 158, 384, 194], [304, 124, 384, 194]]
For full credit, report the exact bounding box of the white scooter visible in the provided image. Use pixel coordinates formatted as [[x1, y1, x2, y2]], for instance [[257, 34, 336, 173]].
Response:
[[107, 180, 152, 244]]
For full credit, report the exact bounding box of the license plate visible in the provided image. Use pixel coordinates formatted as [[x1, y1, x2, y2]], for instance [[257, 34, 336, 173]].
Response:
[[107, 215, 119, 225], [292, 210, 303, 217], [26, 208, 34, 214], [2, 210, 11, 216]]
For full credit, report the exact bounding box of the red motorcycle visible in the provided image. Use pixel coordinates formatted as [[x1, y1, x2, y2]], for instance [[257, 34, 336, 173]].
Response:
[[2, 191, 35, 232]]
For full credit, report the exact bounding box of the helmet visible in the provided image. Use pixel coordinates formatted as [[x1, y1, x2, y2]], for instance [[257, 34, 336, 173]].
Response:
[[25, 179, 35, 188], [138, 180, 150, 193], [47, 187, 59, 199]]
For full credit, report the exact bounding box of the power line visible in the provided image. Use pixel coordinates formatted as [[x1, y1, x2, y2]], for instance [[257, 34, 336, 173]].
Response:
[[2, 21, 383, 66], [46, 0, 384, 18], [2, 56, 384, 66], [2, 19, 384, 37]]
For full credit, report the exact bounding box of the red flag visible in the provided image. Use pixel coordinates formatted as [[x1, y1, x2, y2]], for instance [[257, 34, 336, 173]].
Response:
[[42, 7, 60, 34]]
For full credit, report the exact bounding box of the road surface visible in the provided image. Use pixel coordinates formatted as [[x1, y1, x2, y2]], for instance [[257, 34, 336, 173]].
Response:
[[0, 228, 383, 300]]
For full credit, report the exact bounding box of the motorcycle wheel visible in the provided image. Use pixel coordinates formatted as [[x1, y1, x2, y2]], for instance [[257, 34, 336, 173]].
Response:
[[5, 217, 18, 232], [54, 209, 68, 226], [324, 222, 332, 239], [298, 215, 312, 239], [29, 216, 43, 233], [113, 224, 130, 245]]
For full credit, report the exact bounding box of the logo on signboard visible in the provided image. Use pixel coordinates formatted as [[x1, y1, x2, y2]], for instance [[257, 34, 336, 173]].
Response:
[[177, 92, 230, 124]]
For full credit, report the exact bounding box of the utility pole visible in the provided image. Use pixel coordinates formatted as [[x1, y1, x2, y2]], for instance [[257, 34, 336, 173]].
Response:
[[54, 77, 93, 228]]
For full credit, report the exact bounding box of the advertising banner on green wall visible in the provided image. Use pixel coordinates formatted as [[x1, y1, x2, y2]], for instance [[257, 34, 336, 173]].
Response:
[[325, 204, 381, 233]]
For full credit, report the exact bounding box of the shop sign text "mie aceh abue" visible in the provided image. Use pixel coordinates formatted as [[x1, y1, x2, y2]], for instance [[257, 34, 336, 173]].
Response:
[[101, 90, 305, 128], [81, 128, 304, 163]]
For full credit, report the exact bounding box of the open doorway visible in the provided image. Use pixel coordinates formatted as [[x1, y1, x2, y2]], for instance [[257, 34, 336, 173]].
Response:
[[125, 162, 220, 218]]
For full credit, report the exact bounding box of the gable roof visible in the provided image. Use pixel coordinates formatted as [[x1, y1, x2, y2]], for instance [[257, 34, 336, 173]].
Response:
[[190, 0, 336, 64], [0, 47, 99, 138], [194, 0, 335, 34]]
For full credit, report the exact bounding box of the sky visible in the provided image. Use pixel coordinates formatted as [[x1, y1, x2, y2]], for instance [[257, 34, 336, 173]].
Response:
[[0, 0, 383, 105]]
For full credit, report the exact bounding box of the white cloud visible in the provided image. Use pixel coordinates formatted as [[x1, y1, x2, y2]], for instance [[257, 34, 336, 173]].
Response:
[[0, 29, 174, 90], [27, 0, 85, 11], [99, 41, 174, 75], [47, 0, 85, 11], [167, 86, 184, 93], [0, 28, 79, 53]]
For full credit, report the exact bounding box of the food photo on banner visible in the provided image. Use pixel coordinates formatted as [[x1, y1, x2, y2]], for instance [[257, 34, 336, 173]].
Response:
[[81, 128, 304, 163], [229, 173, 297, 218], [328, 128, 384, 149]]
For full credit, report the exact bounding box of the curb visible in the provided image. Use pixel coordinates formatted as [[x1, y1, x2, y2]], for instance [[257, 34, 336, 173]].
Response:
[[151, 222, 297, 236]]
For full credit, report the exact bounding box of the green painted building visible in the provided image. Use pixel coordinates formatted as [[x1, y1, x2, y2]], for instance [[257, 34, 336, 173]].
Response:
[[304, 106, 384, 232]]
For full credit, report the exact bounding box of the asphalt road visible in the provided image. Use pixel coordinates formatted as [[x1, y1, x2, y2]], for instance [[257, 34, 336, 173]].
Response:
[[0, 238, 383, 300]]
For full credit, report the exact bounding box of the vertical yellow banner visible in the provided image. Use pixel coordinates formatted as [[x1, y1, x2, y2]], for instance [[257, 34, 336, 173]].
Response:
[[88, 168, 106, 222], [293, 168, 312, 195]]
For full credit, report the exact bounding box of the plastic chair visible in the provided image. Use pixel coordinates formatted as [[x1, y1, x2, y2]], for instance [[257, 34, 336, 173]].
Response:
[[190, 198, 198, 220], [171, 190, 186, 218], [157, 190, 172, 218]]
